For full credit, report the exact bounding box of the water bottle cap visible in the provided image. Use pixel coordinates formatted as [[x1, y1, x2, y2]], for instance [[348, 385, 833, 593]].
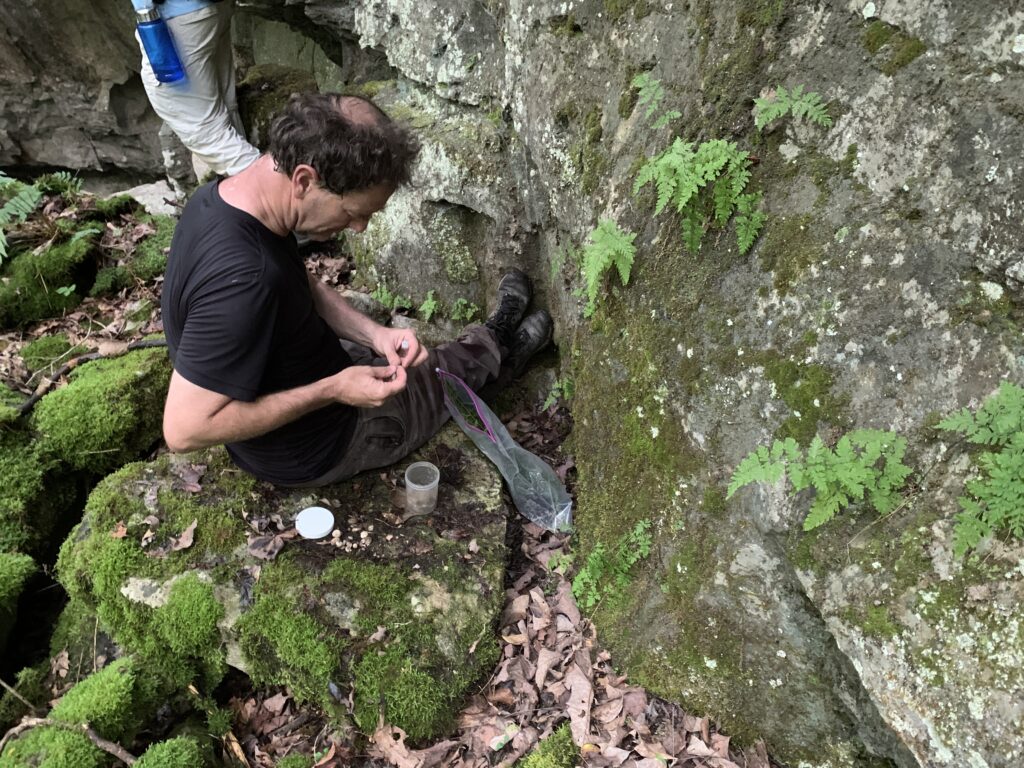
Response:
[[136, 7, 161, 22]]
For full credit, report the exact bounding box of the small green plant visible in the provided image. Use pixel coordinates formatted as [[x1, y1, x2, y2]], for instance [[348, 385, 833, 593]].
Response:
[[450, 298, 481, 323], [55, 284, 76, 297], [631, 73, 681, 128], [634, 138, 765, 255], [727, 431, 913, 531], [35, 171, 82, 201], [370, 281, 411, 312], [543, 376, 576, 410], [938, 382, 1024, 557], [0, 174, 42, 265], [753, 84, 833, 130], [418, 290, 439, 322], [572, 519, 652, 610], [582, 219, 636, 317], [546, 551, 574, 576]]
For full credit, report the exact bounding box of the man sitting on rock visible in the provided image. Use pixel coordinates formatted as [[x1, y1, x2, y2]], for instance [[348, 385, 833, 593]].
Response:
[[160, 92, 552, 486]]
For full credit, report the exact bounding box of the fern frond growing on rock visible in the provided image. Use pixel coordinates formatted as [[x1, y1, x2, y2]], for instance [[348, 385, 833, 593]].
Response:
[[754, 84, 833, 130], [727, 430, 912, 531], [939, 382, 1024, 557], [582, 219, 636, 317]]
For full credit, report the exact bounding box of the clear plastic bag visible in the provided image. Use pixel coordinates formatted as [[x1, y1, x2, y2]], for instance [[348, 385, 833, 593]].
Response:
[[437, 368, 573, 532]]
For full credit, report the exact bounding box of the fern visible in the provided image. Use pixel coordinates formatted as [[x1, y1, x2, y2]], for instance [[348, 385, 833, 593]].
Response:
[[418, 290, 439, 322], [572, 520, 653, 610], [754, 84, 833, 131], [939, 382, 1024, 557], [0, 183, 43, 265], [582, 219, 636, 317], [728, 430, 912, 531], [632, 72, 665, 120], [634, 138, 765, 254], [35, 171, 82, 200]]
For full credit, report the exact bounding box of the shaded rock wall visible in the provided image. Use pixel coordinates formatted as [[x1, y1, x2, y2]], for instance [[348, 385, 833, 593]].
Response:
[[0, 0, 163, 173]]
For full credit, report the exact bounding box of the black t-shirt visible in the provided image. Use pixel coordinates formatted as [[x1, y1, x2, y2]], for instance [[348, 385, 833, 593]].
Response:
[[162, 180, 355, 484]]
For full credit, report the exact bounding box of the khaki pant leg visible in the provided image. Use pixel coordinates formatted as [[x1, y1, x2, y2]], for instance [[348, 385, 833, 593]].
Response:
[[138, 1, 259, 176]]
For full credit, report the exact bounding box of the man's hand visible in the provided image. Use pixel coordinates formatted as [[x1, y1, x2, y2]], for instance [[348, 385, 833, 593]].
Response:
[[331, 364, 408, 407], [371, 327, 428, 369]]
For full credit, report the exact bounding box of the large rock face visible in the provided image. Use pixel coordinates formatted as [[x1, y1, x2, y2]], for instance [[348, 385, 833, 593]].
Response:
[[17, 0, 1024, 765], [0, 0, 163, 173]]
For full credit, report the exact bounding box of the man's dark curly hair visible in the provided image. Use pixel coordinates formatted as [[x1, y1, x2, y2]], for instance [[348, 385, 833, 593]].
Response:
[[267, 93, 421, 196]]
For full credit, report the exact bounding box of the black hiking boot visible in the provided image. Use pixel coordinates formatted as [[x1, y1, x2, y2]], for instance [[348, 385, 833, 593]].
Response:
[[504, 310, 554, 377], [484, 269, 532, 348]]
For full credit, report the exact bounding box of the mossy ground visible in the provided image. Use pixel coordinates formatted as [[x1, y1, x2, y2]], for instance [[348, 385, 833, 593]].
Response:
[[0, 235, 97, 327], [90, 214, 175, 297], [516, 724, 577, 768], [20, 333, 88, 373], [863, 21, 926, 76]]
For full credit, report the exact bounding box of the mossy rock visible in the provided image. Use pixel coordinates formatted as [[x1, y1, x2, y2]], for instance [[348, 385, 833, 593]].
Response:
[[237, 64, 318, 149], [58, 424, 508, 742], [0, 552, 36, 656], [32, 347, 171, 474], [20, 333, 89, 374], [0, 235, 98, 328], [0, 724, 107, 768], [134, 736, 209, 768], [0, 424, 76, 557]]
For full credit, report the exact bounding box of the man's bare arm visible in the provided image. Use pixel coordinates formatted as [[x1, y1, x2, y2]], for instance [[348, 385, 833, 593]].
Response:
[[307, 274, 429, 367], [162, 365, 407, 453]]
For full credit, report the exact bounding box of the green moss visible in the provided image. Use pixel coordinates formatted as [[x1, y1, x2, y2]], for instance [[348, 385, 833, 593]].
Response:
[[860, 605, 901, 638], [90, 214, 174, 297], [91, 194, 136, 219], [21, 334, 87, 373], [863, 21, 926, 75], [0, 426, 73, 556], [578, 107, 609, 196], [0, 552, 35, 654], [0, 724, 105, 768], [276, 756, 312, 768], [517, 724, 577, 768], [237, 584, 345, 708], [135, 737, 207, 768], [549, 14, 582, 36], [0, 665, 46, 731], [342, 79, 396, 100], [150, 575, 226, 687], [32, 347, 171, 474], [763, 356, 847, 445], [757, 215, 823, 295], [603, 0, 651, 22], [51, 657, 139, 740], [0, 236, 96, 327], [737, 0, 785, 29], [238, 64, 318, 143]]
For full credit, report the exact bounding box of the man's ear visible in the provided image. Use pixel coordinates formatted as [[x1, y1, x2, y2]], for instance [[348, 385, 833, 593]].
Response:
[[291, 165, 319, 198]]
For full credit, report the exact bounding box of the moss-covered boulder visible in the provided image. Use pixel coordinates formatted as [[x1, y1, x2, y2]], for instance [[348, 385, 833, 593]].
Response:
[[90, 213, 176, 298], [20, 333, 89, 374], [58, 424, 507, 741], [0, 552, 35, 655], [33, 347, 171, 475], [0, 234, 99, 328]]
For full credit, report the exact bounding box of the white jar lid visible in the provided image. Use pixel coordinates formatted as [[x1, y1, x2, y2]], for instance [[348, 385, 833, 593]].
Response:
[[296, 506, 334, 539]]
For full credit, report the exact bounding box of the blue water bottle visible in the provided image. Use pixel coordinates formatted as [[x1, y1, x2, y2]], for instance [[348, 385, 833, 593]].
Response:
[[136, 7, 186, 83]]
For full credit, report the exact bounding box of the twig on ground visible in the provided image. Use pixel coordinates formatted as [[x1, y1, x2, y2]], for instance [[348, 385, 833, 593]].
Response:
[[0, 678, 44, 717], [0, 718, 137, 765]]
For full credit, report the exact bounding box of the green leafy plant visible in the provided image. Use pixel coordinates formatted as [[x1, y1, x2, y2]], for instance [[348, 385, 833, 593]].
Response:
[[450, 298, 481, 323], [572, 520, 652, 610], [582, 219, 636, 317], [418, 290, 439, 322], [35, 171, 82, 201], [0, 176, 42, 265], [631, 73, 681, 128], [634, 138, 765, 255], [753, 84, 833, 130], [370, 281, 411, 312], [727, 430, 912, 531], [55, 284, 76, 297], [543, 376, 576, 410], [938, 382, 1024, 557]]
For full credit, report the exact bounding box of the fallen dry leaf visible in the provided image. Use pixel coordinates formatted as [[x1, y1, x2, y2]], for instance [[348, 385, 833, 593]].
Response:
[[110, 521, 128, 539], [170, 518, 198, 551]]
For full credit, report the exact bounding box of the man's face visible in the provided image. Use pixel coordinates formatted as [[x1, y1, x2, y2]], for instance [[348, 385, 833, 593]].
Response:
[[299, 182, 394, 240]]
